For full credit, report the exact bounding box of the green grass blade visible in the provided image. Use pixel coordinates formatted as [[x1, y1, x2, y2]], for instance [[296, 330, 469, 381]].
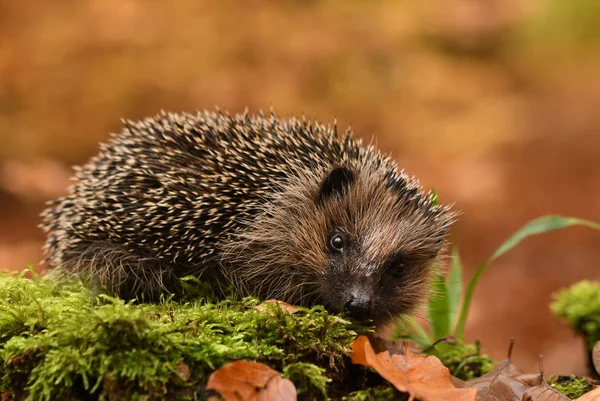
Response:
[[454, 215, 600, 340], [490, 216, 600, 260], [394, 316, 432, 348], [454, 260, 489, 340], [447, 247, 463, 331], [428, 273, 451, 340], [405, 315, 432, 343]]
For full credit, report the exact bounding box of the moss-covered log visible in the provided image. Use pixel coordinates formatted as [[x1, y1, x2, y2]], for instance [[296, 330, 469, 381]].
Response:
[[0, 271, 379, 400]]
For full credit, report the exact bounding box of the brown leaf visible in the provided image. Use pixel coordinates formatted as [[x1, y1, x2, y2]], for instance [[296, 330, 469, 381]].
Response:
[[466, 357, 530, 401], [253, 300, 298, 314], [515, 373, 544, 388], [521, 379, 571, 401], [176, 362, 191, 381], [575, 387, 600, 401], [593, 342, 600, 376], [351, 335, 477, 401], [206, 360, 297, 401]]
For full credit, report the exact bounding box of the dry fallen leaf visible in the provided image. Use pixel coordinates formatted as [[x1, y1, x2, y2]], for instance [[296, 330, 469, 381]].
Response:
[[253, 300, 298, 314], [466, 357, 530, 401], [206, 360, 296, 401], [521, 377, 571, 401], [576, 387, 600, 401], [516, 373, 545, 388], [351, 335, 477, 401], [520, 356, 570, 401], [465, 339, 538, 401], [176, 361, 191, 381]]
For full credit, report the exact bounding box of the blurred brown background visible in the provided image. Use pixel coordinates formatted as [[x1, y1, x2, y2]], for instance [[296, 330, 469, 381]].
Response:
[[1, 0, 599, 375]]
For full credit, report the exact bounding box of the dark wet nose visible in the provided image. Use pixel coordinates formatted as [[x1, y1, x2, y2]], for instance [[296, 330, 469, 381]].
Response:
[[343, 293, 372, 320]]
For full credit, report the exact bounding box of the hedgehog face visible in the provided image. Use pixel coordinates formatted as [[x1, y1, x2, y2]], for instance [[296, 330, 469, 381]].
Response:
[[224, 164, 454, 327], [313, 166, 451, 326]]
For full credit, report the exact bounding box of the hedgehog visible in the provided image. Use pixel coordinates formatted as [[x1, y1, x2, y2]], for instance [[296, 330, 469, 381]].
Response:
[[41, 109, 456, 326]]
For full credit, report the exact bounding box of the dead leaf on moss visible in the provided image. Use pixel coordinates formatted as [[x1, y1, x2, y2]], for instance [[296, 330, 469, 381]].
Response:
[[253, 300, 298, 314], [176, 362, 191, 381], [206, 360, 296, 401], [351, 335, 477, 401], [576, 387, 600, 401], [592, 341, 600, 376]]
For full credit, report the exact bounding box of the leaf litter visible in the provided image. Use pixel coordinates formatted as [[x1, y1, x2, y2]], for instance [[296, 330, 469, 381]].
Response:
[[351, 335, 477, 401], [350, 336, 600, 401], [206, 360, 296, 401]]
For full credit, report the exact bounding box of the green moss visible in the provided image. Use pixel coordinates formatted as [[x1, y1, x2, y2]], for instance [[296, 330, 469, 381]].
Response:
[[0, 271, 372, 400], [283, 362, 330, 400], [345, 386, 400, 401], [551, 280, 600, 349], [549, 375, 595, 399], [427, 341, 495, 380]]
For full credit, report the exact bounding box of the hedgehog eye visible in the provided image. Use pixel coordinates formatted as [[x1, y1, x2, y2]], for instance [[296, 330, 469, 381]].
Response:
[[328, 233, 347, 253], [388, 253, 407, 278]]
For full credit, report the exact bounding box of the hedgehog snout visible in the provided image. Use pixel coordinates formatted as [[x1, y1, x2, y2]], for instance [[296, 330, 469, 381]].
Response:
[[343, 288, 373, 321]]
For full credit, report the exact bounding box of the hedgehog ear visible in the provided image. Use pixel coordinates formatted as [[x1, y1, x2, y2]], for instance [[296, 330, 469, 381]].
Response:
[[318, 166, 355, 204]]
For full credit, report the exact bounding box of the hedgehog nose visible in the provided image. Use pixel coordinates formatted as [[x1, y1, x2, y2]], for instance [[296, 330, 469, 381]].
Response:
[[343, 292, 372, 321]]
